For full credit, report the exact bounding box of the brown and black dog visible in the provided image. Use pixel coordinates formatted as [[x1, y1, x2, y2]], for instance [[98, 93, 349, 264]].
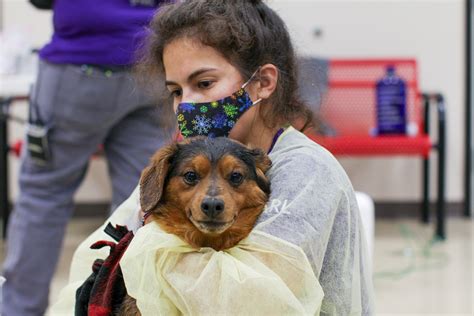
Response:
[[118, 137, 272, 315]]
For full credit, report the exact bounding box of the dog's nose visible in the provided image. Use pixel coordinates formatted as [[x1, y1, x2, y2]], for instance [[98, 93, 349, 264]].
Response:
[[201, 197, 225, 218]]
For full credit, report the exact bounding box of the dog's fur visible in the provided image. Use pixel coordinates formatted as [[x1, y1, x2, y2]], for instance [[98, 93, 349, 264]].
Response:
[[117, 137, 271, 315]]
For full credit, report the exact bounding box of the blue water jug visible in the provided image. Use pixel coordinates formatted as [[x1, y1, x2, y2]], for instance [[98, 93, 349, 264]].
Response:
[[375, 65, 407, 135]]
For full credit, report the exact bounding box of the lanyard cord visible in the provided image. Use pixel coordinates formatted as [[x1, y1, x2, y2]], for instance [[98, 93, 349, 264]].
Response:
[[267, 127, 286, 154]]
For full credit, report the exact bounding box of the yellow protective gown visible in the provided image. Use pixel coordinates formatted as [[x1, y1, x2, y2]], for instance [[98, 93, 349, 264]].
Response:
[[120, 222, 323, 315]]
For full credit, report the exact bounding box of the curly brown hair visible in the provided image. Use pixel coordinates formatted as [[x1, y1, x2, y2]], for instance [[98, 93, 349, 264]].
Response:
[[136, 0, 314, 131]]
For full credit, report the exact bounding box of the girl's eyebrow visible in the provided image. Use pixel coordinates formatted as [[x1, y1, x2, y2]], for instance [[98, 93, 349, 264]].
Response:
[[165, 67, 217, 86]]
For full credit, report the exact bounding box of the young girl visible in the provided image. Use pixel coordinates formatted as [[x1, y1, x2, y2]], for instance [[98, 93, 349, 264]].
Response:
[[52, 1, 374, 315]]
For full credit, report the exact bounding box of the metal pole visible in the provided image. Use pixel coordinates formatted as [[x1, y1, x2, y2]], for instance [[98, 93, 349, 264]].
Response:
[[436, 94, 446, 239], [466, 0, 472, 217], [0, 99, 10, 238], [422, 94, 431, 223]]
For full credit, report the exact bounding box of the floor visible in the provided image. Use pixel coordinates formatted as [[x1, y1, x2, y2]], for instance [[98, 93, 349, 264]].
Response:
[[372, 218, 472, 315], [1, 216, 473, 315]]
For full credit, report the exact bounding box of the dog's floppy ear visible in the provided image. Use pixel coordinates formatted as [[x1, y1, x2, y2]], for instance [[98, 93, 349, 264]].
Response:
[[140, 143, 178, 213], [250, 148, 272, 194]]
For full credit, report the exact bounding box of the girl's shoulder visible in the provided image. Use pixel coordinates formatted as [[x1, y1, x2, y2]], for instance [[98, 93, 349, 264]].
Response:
[[268, 127, 351, 188]]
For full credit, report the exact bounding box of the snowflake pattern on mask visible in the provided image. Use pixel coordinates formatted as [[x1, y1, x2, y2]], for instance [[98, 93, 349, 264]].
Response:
[[212, 113, 228, 129], [192, 115, 212, 135], [178, 103, 196, 113], [223, 104, 238, 118], [176, 87, 254, 138], [237, 90, 253, 112], [178, 122, 192, 138]]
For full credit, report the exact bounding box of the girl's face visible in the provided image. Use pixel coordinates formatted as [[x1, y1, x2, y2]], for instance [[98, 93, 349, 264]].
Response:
[[163, 37, 248, 112], [163, 37, 261, 143]]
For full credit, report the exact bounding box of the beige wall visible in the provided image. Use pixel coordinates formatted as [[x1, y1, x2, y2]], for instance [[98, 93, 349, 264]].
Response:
[[3, 0, 466, 203]]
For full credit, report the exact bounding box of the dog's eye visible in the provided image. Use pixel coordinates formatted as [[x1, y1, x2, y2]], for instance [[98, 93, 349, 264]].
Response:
[[183, 171, 199, 185], [229, 172, 243, 185]]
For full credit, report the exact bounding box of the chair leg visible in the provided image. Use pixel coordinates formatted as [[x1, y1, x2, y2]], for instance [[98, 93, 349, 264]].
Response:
[[436, 148, 446, 240], [0, 99, 10, 239], [422, 156, 430, 223], [436, 94, 446, 240], [436, 145, 446, 240]]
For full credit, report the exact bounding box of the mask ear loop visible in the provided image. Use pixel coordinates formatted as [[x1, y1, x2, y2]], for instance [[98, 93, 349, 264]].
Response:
[[241, 66, 262, 89], [252, 98, 263, 106], [242, 66, 263, 105]]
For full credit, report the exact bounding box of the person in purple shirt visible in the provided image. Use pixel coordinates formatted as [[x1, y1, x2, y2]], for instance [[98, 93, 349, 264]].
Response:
[[1, 1, 171, 315]]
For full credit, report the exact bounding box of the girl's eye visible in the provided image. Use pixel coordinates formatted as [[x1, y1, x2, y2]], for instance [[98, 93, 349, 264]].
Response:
[[229, 172, 244, 185], [183, 171, 199, 185], [170, 89, 182, 98], [198, 80, 213, 89]]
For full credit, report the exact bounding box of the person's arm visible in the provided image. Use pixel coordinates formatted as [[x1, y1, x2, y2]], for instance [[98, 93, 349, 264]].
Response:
[[49, 186, 141, 314], [256, 147, 374, 315]]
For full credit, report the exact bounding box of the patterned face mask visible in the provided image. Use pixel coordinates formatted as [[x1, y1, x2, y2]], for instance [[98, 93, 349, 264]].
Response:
[[176, 69, 262, 138]]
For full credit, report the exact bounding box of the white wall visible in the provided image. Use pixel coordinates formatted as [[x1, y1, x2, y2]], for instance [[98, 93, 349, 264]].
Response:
[[3, 0, 466, 203]]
